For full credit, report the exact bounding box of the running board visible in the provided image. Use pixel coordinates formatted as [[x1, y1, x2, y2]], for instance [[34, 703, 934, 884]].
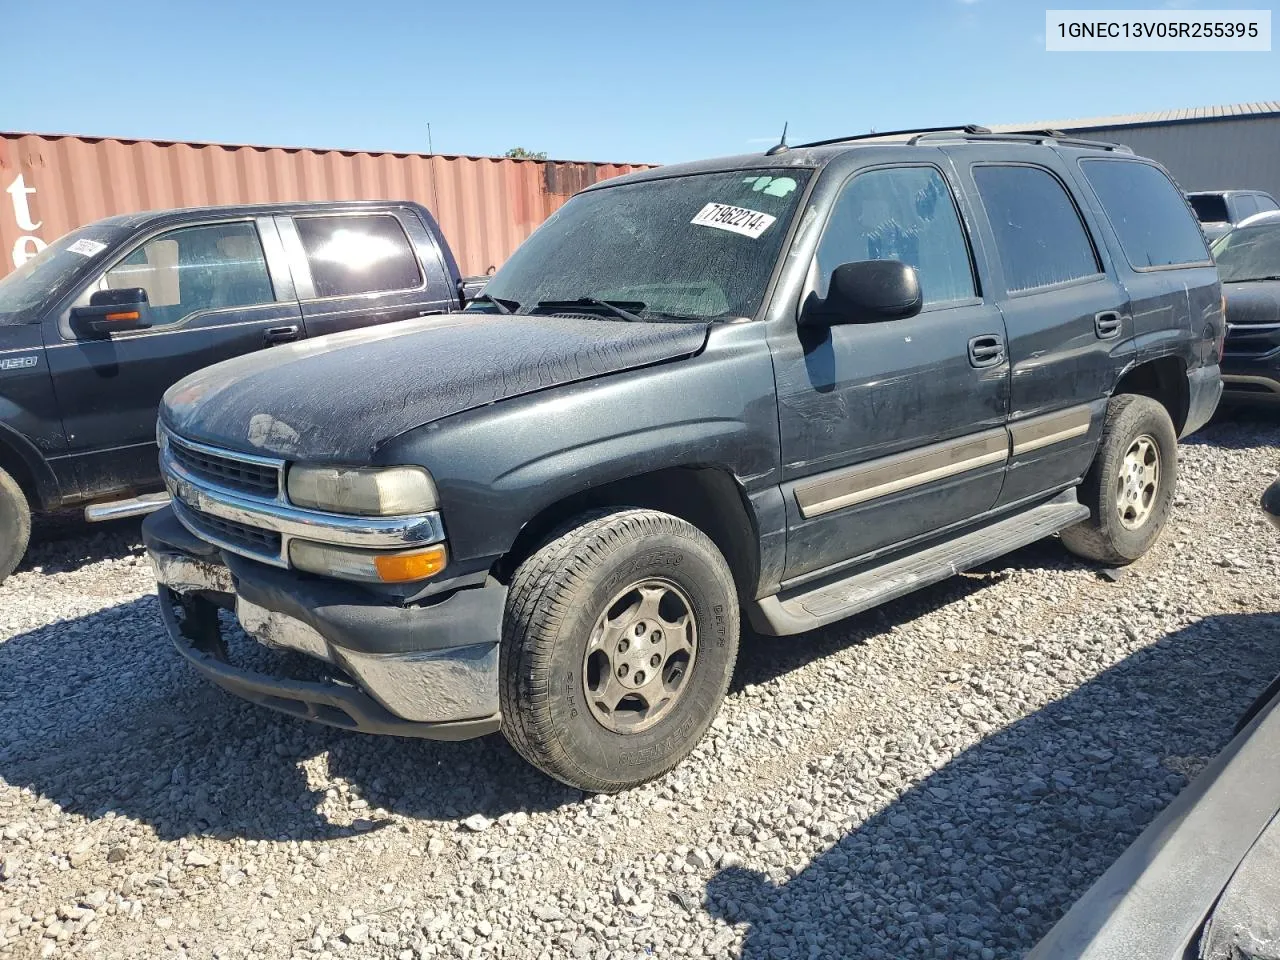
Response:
[[84, 492, 170, 522], [752, 492, 1089, 636]]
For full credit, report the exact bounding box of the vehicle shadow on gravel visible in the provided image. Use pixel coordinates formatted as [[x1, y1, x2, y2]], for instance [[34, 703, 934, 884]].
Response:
[[706, 610, 1280, 959], [0, 595, 579, 845], [17, 513, 146, 576]]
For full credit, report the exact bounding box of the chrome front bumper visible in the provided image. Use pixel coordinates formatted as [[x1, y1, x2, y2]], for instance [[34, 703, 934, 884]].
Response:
[[146, 510, 503, 738]]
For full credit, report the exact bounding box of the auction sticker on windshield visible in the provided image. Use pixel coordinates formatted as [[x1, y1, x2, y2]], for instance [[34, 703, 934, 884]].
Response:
[[66, 239, 107, 257], [691, 203, 777, 239]]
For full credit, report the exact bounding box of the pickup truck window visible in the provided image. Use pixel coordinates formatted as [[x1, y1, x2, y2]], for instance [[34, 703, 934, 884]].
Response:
[[1188, 195, 1229, 223], [476, 168, 812, 321], [1080, 160, 1210, 269], [816, 166, 975, 307], [103, 221, 274, 327], [294, 214, 423, 298], [1257, 196, 1280, 214], [973, 165, 1101, 293]]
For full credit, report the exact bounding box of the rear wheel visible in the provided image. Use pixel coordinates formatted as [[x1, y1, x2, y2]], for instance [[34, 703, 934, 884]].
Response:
[[0, 466, 32, 584], [500, 509, 739, 792], [1061, 394, 1178, 565]]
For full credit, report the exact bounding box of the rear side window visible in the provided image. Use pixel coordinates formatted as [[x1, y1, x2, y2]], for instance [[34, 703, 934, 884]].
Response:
[[1257, 195, 1280, 214], [1080, 160, 1210, 268], [973, 165, 1100, 293], [294, 214, 422, 298], [1235, 195, 1260, 221]]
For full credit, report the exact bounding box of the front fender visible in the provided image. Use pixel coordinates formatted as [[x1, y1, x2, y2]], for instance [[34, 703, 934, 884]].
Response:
[[377, 322, 781, 567]]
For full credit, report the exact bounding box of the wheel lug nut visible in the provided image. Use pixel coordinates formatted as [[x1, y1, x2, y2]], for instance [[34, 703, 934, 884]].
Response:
[[634, 671, 645, 684], [634, 623, 646, 637], [650, 654, 661, 668], [651, 630, 662, 643], [618, 638, 629, 653], [618, 664, 629, 678]]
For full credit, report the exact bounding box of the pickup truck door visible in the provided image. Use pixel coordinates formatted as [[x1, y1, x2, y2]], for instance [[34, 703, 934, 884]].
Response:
[[42, 216, 304, 500], [946, 149, 1129, 507], [771, 162, 1010, 583], [276, 208, 457, 339]]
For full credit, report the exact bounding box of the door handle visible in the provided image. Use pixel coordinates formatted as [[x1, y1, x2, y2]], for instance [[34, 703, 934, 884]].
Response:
[[263, 325, 301, 345], [968, 334, 1005, 369], [1094, 311, 1122, 339]]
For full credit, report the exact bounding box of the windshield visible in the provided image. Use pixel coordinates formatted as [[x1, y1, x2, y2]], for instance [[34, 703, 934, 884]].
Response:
[[0, 224, 122, 322], [473, 168, 812, 321], [1212, 222, 1280, 282], [1188, 195, 1228, 224]]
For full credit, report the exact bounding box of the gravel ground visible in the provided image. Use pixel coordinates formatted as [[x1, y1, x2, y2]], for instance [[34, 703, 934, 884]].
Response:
[[2, 410, 1279, 960]]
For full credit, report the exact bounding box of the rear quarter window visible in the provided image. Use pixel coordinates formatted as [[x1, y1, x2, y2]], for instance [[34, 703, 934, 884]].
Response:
[[1080, 160, 1210, 269]]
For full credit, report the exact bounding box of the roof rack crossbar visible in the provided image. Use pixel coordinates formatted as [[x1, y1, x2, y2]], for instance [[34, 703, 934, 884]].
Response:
[[795, 124, 991, 148]]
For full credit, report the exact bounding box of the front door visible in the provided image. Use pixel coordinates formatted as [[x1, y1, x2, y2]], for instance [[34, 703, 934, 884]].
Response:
[[43, 217, 303, 498], [771, 162, 1010, 583]]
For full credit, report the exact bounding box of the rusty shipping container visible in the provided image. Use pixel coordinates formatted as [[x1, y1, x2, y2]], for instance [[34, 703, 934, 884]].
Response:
[[0, 132, 655, 280]]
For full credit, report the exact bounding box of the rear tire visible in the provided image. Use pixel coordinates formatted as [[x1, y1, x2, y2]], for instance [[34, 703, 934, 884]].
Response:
[[0, 466, 32, 584], [1060, 394, 1178, 565], [500, 509, 739, 792]]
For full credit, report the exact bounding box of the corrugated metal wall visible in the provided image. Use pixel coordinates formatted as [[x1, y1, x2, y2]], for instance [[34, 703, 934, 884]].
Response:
[[0, 133, 654, 280], [1066, 116, 1280, 198]]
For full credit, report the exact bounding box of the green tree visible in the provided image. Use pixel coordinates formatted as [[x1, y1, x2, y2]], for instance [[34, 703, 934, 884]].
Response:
[[504, 147, 548, 160]]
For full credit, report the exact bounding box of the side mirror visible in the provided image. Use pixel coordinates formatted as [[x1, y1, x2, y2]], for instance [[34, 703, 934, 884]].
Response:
[[803, 260, 923, 327], [70, 288, 153, 336]]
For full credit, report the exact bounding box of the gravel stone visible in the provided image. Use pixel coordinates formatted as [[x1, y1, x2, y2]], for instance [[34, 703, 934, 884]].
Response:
[[2, 416, 1279, 958]]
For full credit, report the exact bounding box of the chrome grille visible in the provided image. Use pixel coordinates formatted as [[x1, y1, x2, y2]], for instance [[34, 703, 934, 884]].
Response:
[[180, 504, 283, 560], [167, 435, 281, 498]]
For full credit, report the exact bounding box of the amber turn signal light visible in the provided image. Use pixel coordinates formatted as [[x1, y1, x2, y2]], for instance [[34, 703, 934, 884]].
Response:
[[373, 544, 448, 583]]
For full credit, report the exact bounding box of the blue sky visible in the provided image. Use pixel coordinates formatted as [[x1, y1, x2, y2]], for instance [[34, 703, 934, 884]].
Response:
[[2, 0, 1274, 164]]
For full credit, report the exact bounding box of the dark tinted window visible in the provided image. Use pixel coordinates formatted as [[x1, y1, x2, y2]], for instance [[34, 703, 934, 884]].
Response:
[[295, 215, 422, 298], [1188, 195, 1229, 223], [973, 165, 1100, 293], [817, 166, 975, 306], [1081, 160, 1210, 268], [104, 221, 273, 327]]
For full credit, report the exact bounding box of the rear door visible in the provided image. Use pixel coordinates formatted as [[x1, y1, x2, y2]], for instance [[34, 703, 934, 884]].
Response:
[[771, 161, 1010, 582], [278, 208, 456, 338], [950, 150, 1129, 506], [43, 216, 302, 498]]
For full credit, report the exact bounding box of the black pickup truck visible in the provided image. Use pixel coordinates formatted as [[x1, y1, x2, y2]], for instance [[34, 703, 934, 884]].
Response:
[[0, 200, 481, 579], [145, 127, 1223, 792]]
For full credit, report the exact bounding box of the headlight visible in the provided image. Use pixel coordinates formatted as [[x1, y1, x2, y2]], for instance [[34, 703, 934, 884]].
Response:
[[290, 541, 448, 583], [287, 464, 438, 516]]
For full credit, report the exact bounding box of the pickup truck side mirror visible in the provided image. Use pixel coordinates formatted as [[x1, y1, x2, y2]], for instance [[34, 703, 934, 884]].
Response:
[[70, 288, 154, 337], [802, 260, 923, 327]]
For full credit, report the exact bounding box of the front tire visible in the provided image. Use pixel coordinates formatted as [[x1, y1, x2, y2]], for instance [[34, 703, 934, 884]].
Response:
[[0, 466, 32, 584], [1060, 394, 1178, 565], [500, 509, 739, 792]]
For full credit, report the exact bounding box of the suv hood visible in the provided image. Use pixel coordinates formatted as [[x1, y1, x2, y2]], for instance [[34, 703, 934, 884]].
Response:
[[161, 313, 709, 461], [1224, 280, 1280, 325]]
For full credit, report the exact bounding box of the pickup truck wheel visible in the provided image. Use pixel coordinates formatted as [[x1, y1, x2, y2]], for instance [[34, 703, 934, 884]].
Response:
[[0, 466, 32, 584], [1060, 394, 1178, 565], [500, 509, 739, 792]]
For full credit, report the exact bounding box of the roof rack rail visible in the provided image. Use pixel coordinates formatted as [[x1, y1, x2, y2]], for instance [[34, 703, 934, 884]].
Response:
[[795, 125, 991, 148], [906, 130, 1133, 153]]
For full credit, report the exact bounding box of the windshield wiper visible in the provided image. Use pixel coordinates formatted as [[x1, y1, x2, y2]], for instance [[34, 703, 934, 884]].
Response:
[[470, 293, 519, 315], [534, 298, 648, 322]]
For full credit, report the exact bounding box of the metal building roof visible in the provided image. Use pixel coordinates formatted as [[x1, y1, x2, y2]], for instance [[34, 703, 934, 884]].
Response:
[[992, 101, 1280, 132]]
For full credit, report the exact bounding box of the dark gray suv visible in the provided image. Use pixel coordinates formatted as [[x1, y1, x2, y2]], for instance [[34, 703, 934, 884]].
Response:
[[143, 126, 1224, 791]]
